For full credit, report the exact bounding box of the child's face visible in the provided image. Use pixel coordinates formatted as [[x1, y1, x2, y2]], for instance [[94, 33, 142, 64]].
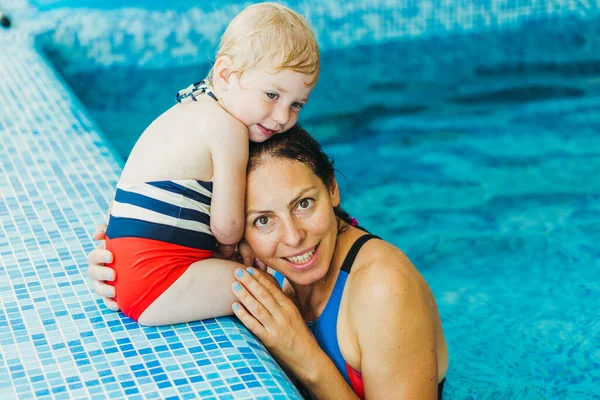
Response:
[[223, 68, 314, 142]]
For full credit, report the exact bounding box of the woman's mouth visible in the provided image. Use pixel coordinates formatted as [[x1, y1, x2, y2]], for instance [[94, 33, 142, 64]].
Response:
[[283, 243, 320, 271], [257, 124, 277, 136]]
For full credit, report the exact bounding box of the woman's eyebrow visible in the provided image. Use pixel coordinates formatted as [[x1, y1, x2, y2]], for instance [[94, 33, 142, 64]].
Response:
[[287, 187, 317, 208], [246, 209, 270, 217], [246, 187, 317, 217]]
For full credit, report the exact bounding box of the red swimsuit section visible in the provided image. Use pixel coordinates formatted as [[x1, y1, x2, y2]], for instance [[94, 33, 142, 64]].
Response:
[[105, 237, 213, 321], [346, 363, 365, 399]]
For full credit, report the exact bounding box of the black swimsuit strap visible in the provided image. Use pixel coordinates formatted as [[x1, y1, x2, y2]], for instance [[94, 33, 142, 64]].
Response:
[[438, 378, 446, 400], [340, 234, 380, 273]]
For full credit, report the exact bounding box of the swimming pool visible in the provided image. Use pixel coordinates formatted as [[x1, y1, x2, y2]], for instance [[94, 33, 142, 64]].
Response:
[[6, 0, 600, 398]]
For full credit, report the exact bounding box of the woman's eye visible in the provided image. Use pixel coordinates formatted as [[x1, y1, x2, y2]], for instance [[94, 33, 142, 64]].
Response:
[[298, 198, 313, 210], [266, 92, 278, 100], [255, 216, 270, 227]]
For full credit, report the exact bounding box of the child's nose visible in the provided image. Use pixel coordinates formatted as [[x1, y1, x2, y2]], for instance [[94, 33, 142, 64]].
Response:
[[272, 104, 290, 125]]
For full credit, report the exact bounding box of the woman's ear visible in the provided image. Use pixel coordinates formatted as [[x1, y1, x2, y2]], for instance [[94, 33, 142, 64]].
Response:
[[330, 179, 341, 207]]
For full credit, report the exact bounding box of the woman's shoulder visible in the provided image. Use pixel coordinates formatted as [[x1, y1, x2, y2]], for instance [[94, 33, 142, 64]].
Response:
[[345, 234, 428, 309], [349, 233, 413, 276]]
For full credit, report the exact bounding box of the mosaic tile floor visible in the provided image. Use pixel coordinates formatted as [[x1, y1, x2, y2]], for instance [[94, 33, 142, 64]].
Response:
[[0, 37, 301, 399]]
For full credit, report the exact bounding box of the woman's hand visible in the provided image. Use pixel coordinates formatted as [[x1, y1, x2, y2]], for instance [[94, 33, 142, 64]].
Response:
[[230, 267, 319, 377], [87, 224, 119, 311]]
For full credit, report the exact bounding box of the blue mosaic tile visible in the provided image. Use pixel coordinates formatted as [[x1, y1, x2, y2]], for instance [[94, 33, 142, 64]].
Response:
[[5, 0, 597, 72], [0, 37, 302, 399]]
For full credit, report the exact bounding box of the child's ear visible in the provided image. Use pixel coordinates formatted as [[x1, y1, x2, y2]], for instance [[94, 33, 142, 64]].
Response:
[[214, 56, 234, 87]]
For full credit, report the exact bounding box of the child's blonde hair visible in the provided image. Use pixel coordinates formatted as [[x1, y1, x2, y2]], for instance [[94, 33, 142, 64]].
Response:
[[208, 2, 320, 87]]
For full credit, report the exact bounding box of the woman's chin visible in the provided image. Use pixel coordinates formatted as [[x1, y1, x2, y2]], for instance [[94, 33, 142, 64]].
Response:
[[285, 262, 329, 286]]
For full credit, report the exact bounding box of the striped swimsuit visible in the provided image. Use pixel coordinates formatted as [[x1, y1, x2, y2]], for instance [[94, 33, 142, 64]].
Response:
[[105, 180, 216, 321]]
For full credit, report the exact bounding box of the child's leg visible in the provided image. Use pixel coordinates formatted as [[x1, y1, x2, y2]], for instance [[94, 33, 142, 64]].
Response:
[[137, 259, 239, 326]]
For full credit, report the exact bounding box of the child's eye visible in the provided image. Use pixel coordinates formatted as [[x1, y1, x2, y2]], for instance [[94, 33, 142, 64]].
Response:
[[266, 92, 279, 100], [291, 102, 304, 110], [298, 198, 314, 210], [254, 215, 270, 227]]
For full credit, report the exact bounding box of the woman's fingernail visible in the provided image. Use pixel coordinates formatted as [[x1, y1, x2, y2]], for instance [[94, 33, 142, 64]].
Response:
[[234, 268, 244, 278], [232, 303, 240, 312], [105, 271, 114, 281], [109, 288, 116, 297], [104, 255, 111, 263], [247, 267, 255, 276], [232, 282, 241, 291]]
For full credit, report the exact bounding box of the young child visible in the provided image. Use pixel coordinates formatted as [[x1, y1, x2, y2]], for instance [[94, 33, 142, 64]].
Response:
[[104, 2, 319, 326]]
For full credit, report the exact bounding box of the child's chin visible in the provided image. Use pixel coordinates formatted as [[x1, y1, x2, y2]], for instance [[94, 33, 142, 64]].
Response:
[[250, 135, 270, 143]]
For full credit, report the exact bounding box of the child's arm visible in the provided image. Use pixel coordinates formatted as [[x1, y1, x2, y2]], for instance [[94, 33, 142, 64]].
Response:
[[208, 118, 249, 246]]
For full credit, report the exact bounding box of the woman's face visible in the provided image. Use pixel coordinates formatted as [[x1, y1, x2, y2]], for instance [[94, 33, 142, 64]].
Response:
[[244, 158, 340, 285]]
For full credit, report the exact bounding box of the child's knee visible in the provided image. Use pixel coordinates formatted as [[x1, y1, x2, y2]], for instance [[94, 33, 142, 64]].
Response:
[[137, 309, 162, 327]]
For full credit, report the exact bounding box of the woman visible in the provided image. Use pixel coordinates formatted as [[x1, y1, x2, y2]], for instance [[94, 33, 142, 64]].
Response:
[[88, 125, 449, 399]]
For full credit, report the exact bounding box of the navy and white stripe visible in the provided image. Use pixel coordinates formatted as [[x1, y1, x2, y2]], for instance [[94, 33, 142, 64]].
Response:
[[106, 180, 216, 250], [176, 80, 218, 104]]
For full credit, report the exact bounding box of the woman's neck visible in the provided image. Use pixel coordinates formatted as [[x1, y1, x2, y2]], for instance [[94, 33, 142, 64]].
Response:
[[287, 224, 360, 321]]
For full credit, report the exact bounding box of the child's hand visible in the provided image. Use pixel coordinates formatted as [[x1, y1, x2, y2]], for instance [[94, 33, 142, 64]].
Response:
[[238, 240, 267, 271], [214, 242, 237, 260]]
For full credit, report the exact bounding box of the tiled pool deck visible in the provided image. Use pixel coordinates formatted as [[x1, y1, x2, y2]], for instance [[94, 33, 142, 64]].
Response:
[[0, 35, 301, 399], [3, 1, 600, 398]]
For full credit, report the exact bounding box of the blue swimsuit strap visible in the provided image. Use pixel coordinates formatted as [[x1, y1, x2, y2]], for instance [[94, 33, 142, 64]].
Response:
[[175, 80, 218, 103]]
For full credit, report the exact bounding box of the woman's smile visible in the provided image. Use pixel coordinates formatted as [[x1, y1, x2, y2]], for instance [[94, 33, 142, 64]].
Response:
[[282, 243, 320, 270]]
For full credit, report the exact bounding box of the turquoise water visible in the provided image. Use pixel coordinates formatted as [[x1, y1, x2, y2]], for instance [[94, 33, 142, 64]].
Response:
[[50, 29, 600, 400]]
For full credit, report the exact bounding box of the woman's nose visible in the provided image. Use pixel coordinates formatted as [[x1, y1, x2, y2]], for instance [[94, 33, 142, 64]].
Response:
[[280, 218, 305, 247]]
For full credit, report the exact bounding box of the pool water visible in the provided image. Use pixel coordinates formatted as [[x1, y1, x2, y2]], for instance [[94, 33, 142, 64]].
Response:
[[51, 21, 600, 400]]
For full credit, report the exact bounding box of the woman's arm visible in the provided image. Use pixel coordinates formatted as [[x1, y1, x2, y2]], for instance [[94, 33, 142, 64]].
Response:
[[86, 225, 119, 311], [231, 267, 359, 400], [349, 245, 440, 399]]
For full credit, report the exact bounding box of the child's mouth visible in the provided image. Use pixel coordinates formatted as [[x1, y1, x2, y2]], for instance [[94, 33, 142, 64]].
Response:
[[257, 124, 277, 136]]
